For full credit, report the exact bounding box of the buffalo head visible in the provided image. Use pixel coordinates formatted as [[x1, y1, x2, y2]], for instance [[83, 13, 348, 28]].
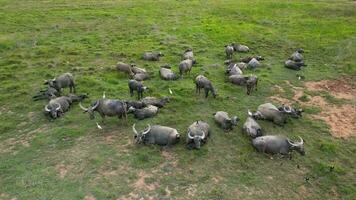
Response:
[[132, 124, 151, 144], [79, 101, 99, 120]]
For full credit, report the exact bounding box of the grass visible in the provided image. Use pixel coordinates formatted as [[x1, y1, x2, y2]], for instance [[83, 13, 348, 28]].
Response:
[[0, 0, 355, 199]]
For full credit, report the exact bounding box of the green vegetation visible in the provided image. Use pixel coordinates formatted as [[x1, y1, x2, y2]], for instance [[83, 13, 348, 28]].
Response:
[[0, 0, 355, 199]]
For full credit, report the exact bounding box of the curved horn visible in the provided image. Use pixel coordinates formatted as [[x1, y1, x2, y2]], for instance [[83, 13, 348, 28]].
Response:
[[92, 101, 100, 110], [55, 103, 61, 111], [45, 105, 51, 112], [200, 130, 206, 139], [283, 106, 292, 113], [187, 130, 194, 139], [79, 102, 88, 111], [132, 124, 138, 135], [297, 136, 304, 145], [142, 124, 151, 135]]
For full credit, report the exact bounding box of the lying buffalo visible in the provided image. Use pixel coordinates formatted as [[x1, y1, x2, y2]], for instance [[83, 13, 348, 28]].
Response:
[[128, 105, 158, 120], [45, 73, 75, 94], [133, 124, 180, 146], [242, 111, 262, 138], [142, 52, 164, 61], [252, 135, 305, 156], [182, 48, 194, 60], [141, 97, 169, 108], [44, 94, 87, 119], [278, 105, 303, 119], [290, 48, 304, 62], [284, 60, 307, 70], [186, 120, 210, 150], [33, 86, 59, 101], [213, 111, 239, 131], [159, 67, 179, 80], [251, 103, 288, 125], [80, 99, 128, 121]]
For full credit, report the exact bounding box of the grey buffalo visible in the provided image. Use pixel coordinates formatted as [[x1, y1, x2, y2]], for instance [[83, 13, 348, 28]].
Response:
[[226, 63, 243, 76], [232, 43, 250, 52], [45, 73, 75, 94], [116, 62, 135, 76], [44, 94, 87, 119], [159, 67, 179, 80], [284, 60, 306, 70], [186, 120, 210, 149], [247, 58, 261, 69], [225, 45, 234, 59], [141, 97, 170, 108], [213, 111, 239, 130], [251, 103, 288, 125], [142, 52, 164, 61], [79, 99, 128, 121], [133, 124, 180, 146], [240, 55, 264, 63], [128, 105, 158, 120], [290, 48, 304, 62], [179, 59, 196, 77], [195, 75, 217, 98], [252, 135, 305, 156], [126, 100, 146, 109], [132, 66, 147, 74], [242, 111, 262, 138], [128, 79, 148, 100], [246, 75, 258, 95], [278, 105, 303, 119], [133, 72, 150, 81]]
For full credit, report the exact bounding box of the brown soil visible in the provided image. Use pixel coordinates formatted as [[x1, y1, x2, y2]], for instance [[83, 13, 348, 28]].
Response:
[[269, 78, 356, 138], [84, 194, 96, 200], [132, 171, 157, 191], [56, 164, 72, 179]]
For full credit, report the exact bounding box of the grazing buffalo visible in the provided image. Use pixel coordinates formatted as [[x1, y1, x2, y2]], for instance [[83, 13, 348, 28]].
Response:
[[252, 135, 305, 156], [116, 62, 135, 76], [225, 45, 234, 59], [182, 48, 194, 60], [213, 111, 239, 131], [45, 73, 75, 93], [33, 86, 59, 101], [79, 99, 128, 121], [232, 43, 250, 52], [195, 75, 217, 98], [128, 79, 148, 100], [242, 111, 262, 138], [284, 60, 306, 70], [141, 97, 170, 108], [44, 94, 87, 119], [290, 48, 304, 62], [142, 52, 164, 61], [159, 67, 179, 80], [179, 59, 196, 77], [251, 103, 288, 125], [128, 105, 158, 120], [133, 124, 180, 146], [186, 120, 210, 149]]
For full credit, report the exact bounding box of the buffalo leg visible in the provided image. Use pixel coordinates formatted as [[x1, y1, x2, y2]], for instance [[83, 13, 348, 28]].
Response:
[[205, 89, 209, 98], [130, 89, 134, 97]]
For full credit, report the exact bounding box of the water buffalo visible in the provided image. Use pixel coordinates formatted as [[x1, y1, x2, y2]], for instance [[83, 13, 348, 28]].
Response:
[[251, 103, 288, 125], [141, 97, 170, 108], [116, 62, 135, 76], [128, 79, 148, 100], [226, 63, 243, 76], [284, 60, 306, 70], [179, 59, 196, 77], [195, 75, 217, 98], [33, 86, 59, 101], [213, 111, 239, 130], [247, 58, 261, 69], [142, 52, 164, 61], [252, 135, 305, 156], [125, 100, 146, 109], [44, 94, 87, 119], [79, 99, 128, 121], [232, 43, 250, 52], [186, 120, 210, 149], [278, 105, 303, 119], [128, 105, 158, 120], [242, 111, 262, 138], [246, 75, 258, 95], [133, 72, 150, 81], [132, 66, 147, 74], [182, 48, 194, 60], [290, 48, 304, 62], [45, 73, 75, 93], [133, 124, 180, 146], [228, 74, 249, 85], [159, 67, 179, 80], [225, 45, 234, 59]]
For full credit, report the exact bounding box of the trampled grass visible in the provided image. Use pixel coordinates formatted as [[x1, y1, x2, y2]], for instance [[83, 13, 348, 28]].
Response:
[[0, 0, 355, 199]]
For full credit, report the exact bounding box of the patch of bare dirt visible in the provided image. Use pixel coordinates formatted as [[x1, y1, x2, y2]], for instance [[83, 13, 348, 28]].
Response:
[[84, 194, 96, 200], [269, 78, 356, 138], [56, 164, 72, 179], [132, 171, 158, 191], [305, 77, 356, 100]]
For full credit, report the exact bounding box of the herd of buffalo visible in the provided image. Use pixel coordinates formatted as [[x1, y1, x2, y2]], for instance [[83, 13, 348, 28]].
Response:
[[32, 43, 307, 158]]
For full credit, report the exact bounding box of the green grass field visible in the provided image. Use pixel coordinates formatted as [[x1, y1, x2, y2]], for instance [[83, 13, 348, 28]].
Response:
[[0, 0, 355, 199]]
